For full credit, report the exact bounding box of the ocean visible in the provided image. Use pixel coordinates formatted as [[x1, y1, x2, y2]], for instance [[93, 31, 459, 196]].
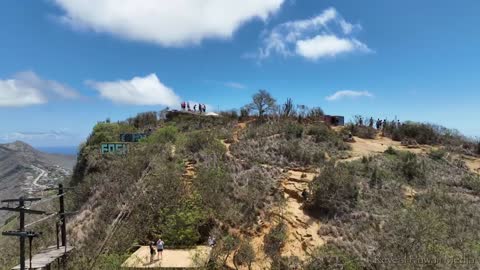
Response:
[[36, 146, 79, 156]]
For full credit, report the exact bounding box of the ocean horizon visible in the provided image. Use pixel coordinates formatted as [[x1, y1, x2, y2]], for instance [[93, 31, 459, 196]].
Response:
[[36, 146, 79, 155]]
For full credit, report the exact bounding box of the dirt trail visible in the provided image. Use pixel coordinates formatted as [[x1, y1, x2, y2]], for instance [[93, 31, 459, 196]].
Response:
[[222, 121, 325, 268], [463, 155, 480, 174], [347, 135, 429, 159], [31, 165, 48, 190], [344, 133, 480, 175], [244, 169, 323, 270], [222, 121, 248, 158], [279, 169, 323, 258]]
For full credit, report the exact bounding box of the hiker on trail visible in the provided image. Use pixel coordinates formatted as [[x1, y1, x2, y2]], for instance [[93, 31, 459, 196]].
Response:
[[187, 102, 191, 111], [181, 102, 186, 111], [193, 104, 197, 112], [301, 189, 309, 201], [149, 242, 156, 263], [156, 238, 164, 260], [369, 117, 374, 128], [376, 119, 381, 130], [208, 236, 216, 247], [358, 117, 364, 126]]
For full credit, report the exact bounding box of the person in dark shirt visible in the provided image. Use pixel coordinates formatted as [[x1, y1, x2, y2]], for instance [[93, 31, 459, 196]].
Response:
[[149, 242, 156, 263]]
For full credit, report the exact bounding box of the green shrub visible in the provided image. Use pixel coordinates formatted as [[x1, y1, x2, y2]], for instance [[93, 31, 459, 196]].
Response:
[[278, 140, 325, 165], [400, 152, 425, 182], [160, 198, 207, 246], [384, 146, 397, 155], [308, 163, 359, 216], [143, 126, 179, 144], [194, 166, 231, 213], [345, 124, 376, 139], [219, 110, 239, 119], [393, 122, 438, 144], [462, 175, 480, 194], [307, 124, 333, 143], [90, 254, 130, 270], [127, 111, 158, 128], [87, 122, 136, 145], [218, 235, 240, 265], [375, 207, 451, 270], [233, 241, 255, 269], [284, 122, 303, 140], [264, 222, 288, 258], [185, 131, 212, 153], [428, 148, 446, 160], [305, 245, 361, 270]]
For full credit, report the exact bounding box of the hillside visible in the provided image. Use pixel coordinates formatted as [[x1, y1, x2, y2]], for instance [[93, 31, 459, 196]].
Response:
[[0, 141, 76, 224], [2, 103, 480, 270]]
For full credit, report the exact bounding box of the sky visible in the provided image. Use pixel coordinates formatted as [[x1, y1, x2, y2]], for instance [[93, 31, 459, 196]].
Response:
[[0, 0, 479, 147]]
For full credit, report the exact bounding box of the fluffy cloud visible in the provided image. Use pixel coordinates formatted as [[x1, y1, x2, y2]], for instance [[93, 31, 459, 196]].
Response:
[[53, 0, 285, 47], [296, 35, 369, 60], [254, 7, 371, 61], [326, 90, 373, 101], [88, 73, 181, 106], [0, 71, 78, 107]]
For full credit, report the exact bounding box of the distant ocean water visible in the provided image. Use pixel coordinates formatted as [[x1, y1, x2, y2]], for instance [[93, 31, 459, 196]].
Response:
[[36, 146, 78, 155]]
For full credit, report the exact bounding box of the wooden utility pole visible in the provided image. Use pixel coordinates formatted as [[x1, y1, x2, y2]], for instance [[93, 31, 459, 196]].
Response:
[[0, 197, 45, 270]]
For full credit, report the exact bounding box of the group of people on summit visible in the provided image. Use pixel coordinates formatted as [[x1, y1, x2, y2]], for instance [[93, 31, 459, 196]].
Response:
[[181, 101, 207, 113], [357, 116, 402, 131]]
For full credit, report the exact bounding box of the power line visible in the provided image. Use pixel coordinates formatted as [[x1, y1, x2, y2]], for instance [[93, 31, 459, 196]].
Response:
[[30, 193, 65, 207], [25, 213, 57, 228], [0, 184, 74, 270]]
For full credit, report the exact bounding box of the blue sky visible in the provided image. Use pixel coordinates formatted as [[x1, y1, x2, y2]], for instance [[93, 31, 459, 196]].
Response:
[[0, 0, 479, 147]]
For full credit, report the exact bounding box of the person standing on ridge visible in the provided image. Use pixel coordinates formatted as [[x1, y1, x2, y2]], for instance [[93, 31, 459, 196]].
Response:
[[193, 104, 197, 112], [369, 117, 374, 128], [149, 241, 156, 263], [187, 102, 191, 111], [156, 238, 164, 260]]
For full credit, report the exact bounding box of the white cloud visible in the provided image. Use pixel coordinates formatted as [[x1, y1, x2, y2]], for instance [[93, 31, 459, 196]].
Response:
[[253, 7, 371, 61], [88, 73, 181, 106], [296, 35, 369, 60], [53, 0, 285, 47], [224, 82, 247, 89], [0, 71, 78, 107], [326, 90, 374, 101], [0, 130, 71, 141]]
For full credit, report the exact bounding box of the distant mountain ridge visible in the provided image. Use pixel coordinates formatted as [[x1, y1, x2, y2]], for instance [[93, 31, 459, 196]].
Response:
[[0, 141, 76, 224]]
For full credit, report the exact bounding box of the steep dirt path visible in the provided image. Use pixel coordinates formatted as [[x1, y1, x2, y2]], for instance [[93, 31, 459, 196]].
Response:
[[244, 169, 323, 270], [222, 121, 326, 269], [279, 169, 323, 258], [222, 121, 248, 158]]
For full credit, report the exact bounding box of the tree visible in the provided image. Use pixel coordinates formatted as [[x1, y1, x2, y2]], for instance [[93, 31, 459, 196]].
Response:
[[308, 107, 324, 118], [234, 241, 255, 270], [249, 90, 277, 117], [282, 98, 295, 117]]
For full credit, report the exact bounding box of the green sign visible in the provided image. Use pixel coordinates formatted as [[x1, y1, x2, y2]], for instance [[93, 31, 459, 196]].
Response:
[[101, 143, 128, 154]]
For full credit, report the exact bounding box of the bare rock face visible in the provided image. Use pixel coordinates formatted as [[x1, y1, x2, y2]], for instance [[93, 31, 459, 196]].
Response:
[[0, 141, 76, 225]]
